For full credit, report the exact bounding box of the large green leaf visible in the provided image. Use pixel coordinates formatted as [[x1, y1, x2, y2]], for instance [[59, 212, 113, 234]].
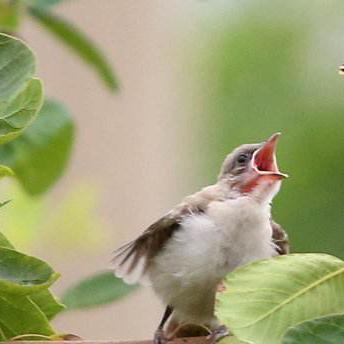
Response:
[[0, 319, 17, 340], [0, 294, 54, 339], [0, 33, 35, 102], [0, 99, 75, 195], [220, 336, 248, 344], [29, 7, 119, 91], [30, 290, 65, 320], [62, 271, 138, 310], [0, 232, 14, 249], [283, 313, 344, 344], [216, 254, 344, 344], [0, 78, 43, 144], [0, 247, 59, 295]]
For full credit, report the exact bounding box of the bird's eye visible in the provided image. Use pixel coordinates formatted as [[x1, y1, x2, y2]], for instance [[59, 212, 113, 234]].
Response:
[[237, 154, 249, 164]]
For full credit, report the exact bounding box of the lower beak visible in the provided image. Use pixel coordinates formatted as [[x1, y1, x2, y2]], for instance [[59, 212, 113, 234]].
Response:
[[252, 133, 288, 180]]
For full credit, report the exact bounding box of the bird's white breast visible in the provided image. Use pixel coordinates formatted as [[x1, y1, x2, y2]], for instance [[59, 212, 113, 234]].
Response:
[[206, 196, 276, 273], [149, 197, 275, 324], [150, 196, 276, 314]]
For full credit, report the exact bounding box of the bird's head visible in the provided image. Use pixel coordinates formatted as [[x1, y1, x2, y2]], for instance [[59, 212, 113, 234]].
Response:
[[218, 133, 288, 202]]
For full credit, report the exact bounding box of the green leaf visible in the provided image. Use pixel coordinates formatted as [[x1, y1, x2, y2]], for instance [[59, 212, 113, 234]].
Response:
[[0, 34, 43, 144], [0, 99, 75, 195], [0, 319, 18, 340], [0, 294, 54, 339], [29, 290, 65, 320], [0, 324, 9, 340], [0, 247, 59, 295], [0, 232, 14, 249], [62, 271, 138, 310], [0, 231, 64, 322], [0, 1, 22, 32], [0, 229, 64, 335], [219, 336, 248, 344], [0, 165, 13, 178], [0, 33, 35, 102], [0, 78, 43, 144], [283, 313, 344, 344], [216, 254, 344, 344], [29, 7, 119, 91]]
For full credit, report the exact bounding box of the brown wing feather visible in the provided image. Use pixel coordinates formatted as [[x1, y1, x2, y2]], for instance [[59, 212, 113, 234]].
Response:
[[271, 220, 290, 255], [112, 213, 183, 284], [112, 184, 223, 285]]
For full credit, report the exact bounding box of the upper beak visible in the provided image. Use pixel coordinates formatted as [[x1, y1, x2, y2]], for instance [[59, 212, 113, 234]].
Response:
[[252, 133, 288, 180]]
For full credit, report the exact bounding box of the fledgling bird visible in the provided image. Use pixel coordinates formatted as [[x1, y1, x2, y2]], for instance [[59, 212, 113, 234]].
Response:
[[112, 133, 289, 343]]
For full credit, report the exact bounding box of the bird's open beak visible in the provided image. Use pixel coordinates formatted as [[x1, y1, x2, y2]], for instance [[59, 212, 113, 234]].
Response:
[[252, 133, 288, 180]]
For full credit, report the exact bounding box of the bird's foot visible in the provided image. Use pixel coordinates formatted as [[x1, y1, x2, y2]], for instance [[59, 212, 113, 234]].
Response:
[[154, 328, 168, 344], [207, 325, 230, 343]]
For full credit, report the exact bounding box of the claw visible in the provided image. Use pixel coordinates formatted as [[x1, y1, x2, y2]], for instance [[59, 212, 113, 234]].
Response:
[[207, 325, 230, 343], [154, 328, 168, 344]]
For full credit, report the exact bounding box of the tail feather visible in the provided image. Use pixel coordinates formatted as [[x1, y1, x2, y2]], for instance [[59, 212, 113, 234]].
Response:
[[111, 241, 150, 285]]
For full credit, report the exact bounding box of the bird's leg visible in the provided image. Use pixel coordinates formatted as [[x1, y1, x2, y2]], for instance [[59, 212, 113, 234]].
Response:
[[154, 305, 173, 344], [206, 317, 230, 343], [165, 319, 183, 340], [207, 324, 230, 343]]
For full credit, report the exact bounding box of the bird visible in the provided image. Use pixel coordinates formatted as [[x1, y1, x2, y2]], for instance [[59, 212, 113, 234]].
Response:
[[112, 133, 289, 343]]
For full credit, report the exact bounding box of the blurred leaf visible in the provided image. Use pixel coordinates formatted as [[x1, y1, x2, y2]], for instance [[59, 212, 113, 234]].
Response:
[[283, 313, 344, 344], [29, 7, 119, 91], [24, 0, 63, 8], [30, 290, 65, 320], [0, 33, 35, 102], [0, 247, 59, 295], [0, 78, 43, 144], [0, 1, 22, 32], [0, 99, 75, 195], [0, 199, 11, 208], [0, 180, 109, 252], [45, 181, 110, 252], [0, 165, 13, 178], [0, 294, 54, 338], [0, 232, 14, 249], [0, 182, 45, 250], [216, 254, 344, 344], [62, 271, 138, 310]]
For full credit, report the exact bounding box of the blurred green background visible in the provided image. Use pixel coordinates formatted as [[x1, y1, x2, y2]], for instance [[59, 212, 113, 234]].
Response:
[[186, 0, 344, 259]]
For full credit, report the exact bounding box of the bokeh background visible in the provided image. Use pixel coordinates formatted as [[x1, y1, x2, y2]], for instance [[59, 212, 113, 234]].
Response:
[[2, 0, 344, 340]]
